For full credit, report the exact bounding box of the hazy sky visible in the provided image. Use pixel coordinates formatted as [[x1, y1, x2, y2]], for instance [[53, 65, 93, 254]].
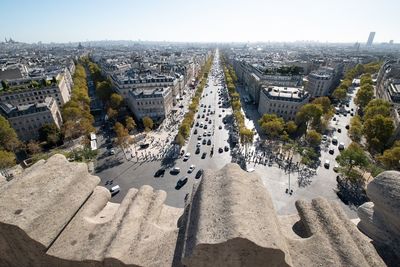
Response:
[[1, 0, 399, 43]]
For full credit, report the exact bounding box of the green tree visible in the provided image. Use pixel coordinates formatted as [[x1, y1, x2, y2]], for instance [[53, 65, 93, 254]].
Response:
[[363, 99, 391, 121], [175, 133, 185, 148], [360, 74, 373, 86], [239, 127, 254, 153], [142, 116, 154, 131], [349, 115, 363, 143], [306, 130, 321, 147], [107, 107, 118, 121], [125, 116, 136, 132], [26, 141, 42, 155], [0, 150, 16, 170], [96, 80, 113, 101], [0, 115, 20, 151], [39, 123, 61, 146], [336, 143, 369, 175], [285, 121, 297, 135], [363, 115, 394, 152], [110, 93, 123, 109], [258, 114, 284, 138], [295, 104, 323, 130], [312, 97, 332, 114], [355, 84, 374, 109], [332, 88, 347, 101], [378, 141, 400, 170], [113, 122, 130, 148]]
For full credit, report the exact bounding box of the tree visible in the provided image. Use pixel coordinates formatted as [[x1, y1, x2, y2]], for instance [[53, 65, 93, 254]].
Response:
[[142, 116, 154, 131], [336, 143, 369, 175], [355, 84, 374, 109], [0, 115, 20, 151], [295, 104, 323, 130], [363, 99, 391, 121], [349, 115, 363, 143], [125, 116, 136, 132], [239, 127, 254, 154], [285, 121, 297, 135], [312, 97, 332, 114], [363, 115, 394, 152], [110, 93, 123, 109], [306, 130, 321, 147], [332, 88, 347, 101], [39, 123, 61, 146], [258, 114, 284, 138], [175, 133, 185, 148], [378, 141, 400, 170], [360, 74, 373, 86], [96, 80, 113, 101], [113, 122, 130, 148], [107, 107, 118, 121], [0, 150, 15, 170], [26, 141, 42, 155]]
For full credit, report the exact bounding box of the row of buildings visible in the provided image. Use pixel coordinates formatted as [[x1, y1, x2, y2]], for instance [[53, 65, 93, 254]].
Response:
[[0, 43, 80, 141], [92, 46, 211, 121], [224, 44, 365, 120]]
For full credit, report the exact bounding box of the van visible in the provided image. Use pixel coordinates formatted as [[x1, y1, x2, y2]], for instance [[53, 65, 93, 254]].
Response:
[[110, 185, 120, 195]]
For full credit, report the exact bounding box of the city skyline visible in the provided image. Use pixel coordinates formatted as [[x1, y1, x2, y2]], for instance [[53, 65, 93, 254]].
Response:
[[1, 0, 399, 44]]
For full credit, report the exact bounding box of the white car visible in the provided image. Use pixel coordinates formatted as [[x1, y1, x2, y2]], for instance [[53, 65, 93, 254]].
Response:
[[324, 160, 330, 168], [196, 141, 201, 147], [188, 164, 196, 173], [183, 153, 191, 161], [110, 185, 120, 195]]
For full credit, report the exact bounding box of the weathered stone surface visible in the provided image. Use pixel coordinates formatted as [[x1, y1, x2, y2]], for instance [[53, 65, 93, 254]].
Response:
[[0, 155, 182, 267], [357, 170, 400, 262], [180, 163, 385, 267], [0, 155, 394, 266], [181, 163, 292, 267]]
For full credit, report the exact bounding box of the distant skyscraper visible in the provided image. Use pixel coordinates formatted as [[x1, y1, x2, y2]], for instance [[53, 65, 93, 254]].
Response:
[[366, 32, 375, 46]]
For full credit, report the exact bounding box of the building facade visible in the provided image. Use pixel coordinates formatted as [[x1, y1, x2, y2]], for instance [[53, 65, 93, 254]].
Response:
[[258, 86, 310, 121], [306, 67, 335, 98], [126, 87, 173, 121], [0, 97, 63, 141]]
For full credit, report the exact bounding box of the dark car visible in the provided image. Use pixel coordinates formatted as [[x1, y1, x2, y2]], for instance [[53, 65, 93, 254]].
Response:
[[154, 169, 165, 177], [219, 125, 223, 129], [224, 146, 229, 152], [338, 128, 342, 133], [194, 129, 198, 134], [218, 147, 223, 153], [207, 139, 211, 145], [195, 169, 203, 179], [195, 121, 199, 126], [195, 147, 200, 154], [176, 176, 188, 189], [201, 152, 207, 159], [345, 125, 350, 130]]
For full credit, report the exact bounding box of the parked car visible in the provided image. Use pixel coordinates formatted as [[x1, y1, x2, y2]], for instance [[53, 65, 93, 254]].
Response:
[[195, 147, 200, 154], [201, 152, 207, 159], [194, 129, 198, 135], [324, 160, 330, 169], [195, 169, 203, 179], [154, 169, 165, 177], [176, 176, 188, 189], [337, 128, 342, 133], [345, 125, 350, 130], [328, 148, 335, 155], [202, 139, 207, 145], [218, 147, 223, 153], [188, 165, 196, 173], [207, 139, 211, 145], [332, 136, 338, 145], [170, 167, 181, 175], [338, 143, 345, 150], [219, 125, 223, 129], [224, 146, 229, 152], [183, 153, 191, 161]]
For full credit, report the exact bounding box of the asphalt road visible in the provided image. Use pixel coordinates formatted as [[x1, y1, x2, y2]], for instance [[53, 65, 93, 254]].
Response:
[[94, 50, 233, 208]]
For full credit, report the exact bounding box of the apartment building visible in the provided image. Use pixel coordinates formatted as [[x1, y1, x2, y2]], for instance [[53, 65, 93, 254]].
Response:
[[0, 97, 63, 141], [258, 86, 310, 121], [126, 87, 173, 121], [0, 72, 72, 108], [306, 67, 335, 98]]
